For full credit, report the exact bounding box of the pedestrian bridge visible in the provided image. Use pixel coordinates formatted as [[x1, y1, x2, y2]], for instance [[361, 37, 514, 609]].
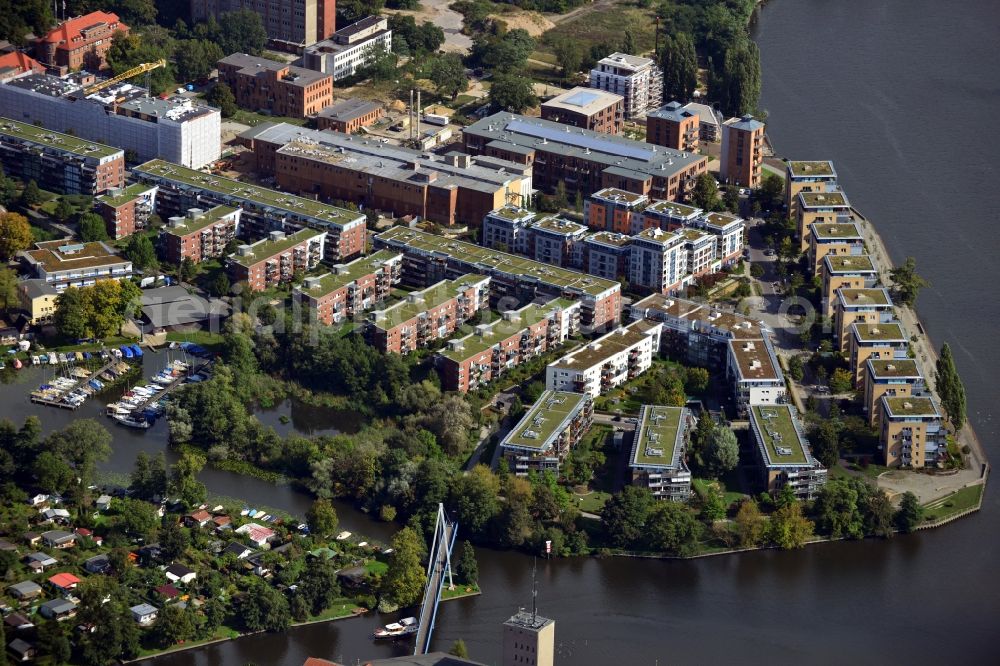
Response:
[[413, 504, 458, 655]]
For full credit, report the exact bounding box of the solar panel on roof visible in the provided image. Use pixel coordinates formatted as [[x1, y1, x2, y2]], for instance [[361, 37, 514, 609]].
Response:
[[562, 90, 601, 107], [504, 120, 656, 161]]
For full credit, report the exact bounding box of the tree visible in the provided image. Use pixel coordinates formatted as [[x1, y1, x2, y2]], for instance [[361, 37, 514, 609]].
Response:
[[169, 452, 207, 509], [217, 9, 267, 55], [767, 501, 814, 549], [864, 487, 895, 538], [551, 37, 584, 78], [0, 212, 33, 260], [710, 36, 761, 117], [456, 540, 478, 585], [20, 179, 41, 206], [895, 491, 922, 533], [179, 257, 197, 283], [684, 367, 710, 394], [78, 212, 109, 241], [37, 619, 71, 665], [430, 53, 468, 100], [45, 419, 112, 493], [32, 450, 73, 494], [174, 39, 223, 82], [116, 497, 159, 539], [787, 355, 805, 382], [381, 527, 426, 607], [152, 604, 195, 648], [660, 32, 698, 102], [489, 74, 538, 113], [888, 256, 928, 307], [935, 343, 966, 432], [0, 267, 18, 314], [690, 173, 720, 210], [602, 486, 652, 548], [52, 197, 75, 222], [206, 82, 238, 118], [124, 233, 157, 270], [54, 280, 142, 340], [646, 502, 702, 555], [306, 498, 339, 538], [811, 420, 840, 469], [450, 639, 470, 658], [812, 478, 863, 539], [828, 367, 853, 394], [238, 579, 290, 632], [734, 499, 765, 548], [209, 272, 231, 297], [159, 521, 190, 560], [448, 465, 499, 536], [703, 427, 739, 478]]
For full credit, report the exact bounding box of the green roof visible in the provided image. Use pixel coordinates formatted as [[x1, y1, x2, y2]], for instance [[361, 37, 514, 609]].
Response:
[[501, 390, 589, 451], [297, 250, 399, 297], [868, 359, 921, 379], [824, 254, 876, 273], [811, 222, 863, 240], [229, 228, 323, 267], [0, 117, 121, 159], [96, 183, 155, 208], [369, 274, 488, 329], [883, 396, 939, 418], [838, 288, 892, 308], [550, 320, 658, 371], [799, 190, 849, 208], [164, 205, 239, 236], [750, 405, 810, 466], [531, 216, 586, 235], [488, 206, 536, 223], [643, 199, 699, 218], [630, 405, 687, 469], [852, 322, 906, 343], [593, 187, 648, 206], [788, 161, 836, 178], [375, 226, 618, 297], [439, 298, 578, 361], [585, 231, 631, 248], [133, 159, 361, 227]]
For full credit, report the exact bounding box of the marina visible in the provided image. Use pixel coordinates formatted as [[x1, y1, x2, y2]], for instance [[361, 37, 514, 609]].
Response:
[[29, 354, 137, 410]]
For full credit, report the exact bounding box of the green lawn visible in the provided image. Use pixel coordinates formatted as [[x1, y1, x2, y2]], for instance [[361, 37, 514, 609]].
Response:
[[922, 484, 984, 522], [42, 334, 139, 353], [441, 583, 480, 601], [573, 490, 610, 514], [164, 330, 226, 351], [364, 560, 389, 576], [537, 3, 658, 58], [692, 477, 745, 506], [231, 108, 309, 128], [135, 625, 240, 658]]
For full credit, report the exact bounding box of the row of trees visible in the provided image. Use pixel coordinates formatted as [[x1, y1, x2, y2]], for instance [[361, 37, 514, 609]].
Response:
[[53, 279, 143, 340]]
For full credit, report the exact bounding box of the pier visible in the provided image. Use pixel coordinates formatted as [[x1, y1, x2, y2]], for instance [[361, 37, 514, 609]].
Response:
[[30, 357, 132, 409]]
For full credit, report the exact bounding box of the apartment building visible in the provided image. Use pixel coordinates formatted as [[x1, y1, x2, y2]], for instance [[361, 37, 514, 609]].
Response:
[[690, 211, 744, 265], [96, 184, 159, 240], [35, 12, 127, 72], [865, 359, 923, 427], [582, 232, 631, 282], [0, 52, 45, 82], [628, 405, 693, 501], [848, 322, 909, 387], [303, 16, 392, 81], [228, 229, 327, 292], [588, 53, 662, 119], [530, 217, 587, 268], [0, 117, 124, 195], [17, 279, 59, 325], [190, 0, 337, 48], [218, 54, 333, 118], [241, 123, 531, 227], [635, 198, 702, 233], [678, 228, 717, 278], [315, 98, 383, 133], [374, 226, 622, 331], [628, 227, 686, 294], [646, 101, 699, 152], [720, 115, 765, 188], [500, 390, 593, 476], [797, 190, 851, 251], [366, 275, 490, 354], [545, 319, 663, 398], [163, 206, 242, 265], [749, 404, 827, 499], [834, 288, 894, 353], [0, 74, 220, 168], [585, 188, 649, 234], [438, 299, 581, 393], [821, 254, 876, 318], [481, 206, 536, 255], [19, 240, 132, 291], [463, 113, 707, 202], [540, 87, 623, 135], [294, 250, 402, 326], [728, 334, 785, 412], [808, 221, 864, 276], [880, 396, 946, 468], [785, 160, 837, 219], [131, 160, 366, 263]]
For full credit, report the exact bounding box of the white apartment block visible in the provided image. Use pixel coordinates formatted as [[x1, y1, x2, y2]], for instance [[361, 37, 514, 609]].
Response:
[[303, 16, 392, 81], [629, 227, 687, 294], [589, 52, 663, 120], [727, 334, 786, 412], [546, 319, 662, 398]]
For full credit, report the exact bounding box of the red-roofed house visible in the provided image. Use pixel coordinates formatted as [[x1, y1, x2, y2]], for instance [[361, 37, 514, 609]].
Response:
[[154, 583, 180, 599], [0, 52, 45, 82], [48, 572, 81, 592], [235, 523, 276, 548], [184, 510, 212, 528], [35, 12, 128, 72]]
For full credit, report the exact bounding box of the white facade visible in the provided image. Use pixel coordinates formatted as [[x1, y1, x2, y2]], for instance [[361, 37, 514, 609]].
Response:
[[629, 228, 686, 293], [589, 52, 663, 119], [546, 321, 662, 398], [727, 336, 786, 410], [303, 16, 392, 81]]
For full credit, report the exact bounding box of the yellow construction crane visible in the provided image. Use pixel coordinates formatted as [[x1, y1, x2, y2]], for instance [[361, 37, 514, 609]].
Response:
[[83, 59, 167, 97]]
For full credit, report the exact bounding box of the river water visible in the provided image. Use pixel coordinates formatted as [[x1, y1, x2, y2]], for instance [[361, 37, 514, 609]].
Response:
[[3, 1, 998, 663]]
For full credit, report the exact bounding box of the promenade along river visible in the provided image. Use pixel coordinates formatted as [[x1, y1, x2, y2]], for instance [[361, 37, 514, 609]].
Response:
[[3, 1, 998, 663]]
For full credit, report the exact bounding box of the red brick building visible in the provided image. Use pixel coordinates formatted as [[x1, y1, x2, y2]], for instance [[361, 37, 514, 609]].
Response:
[[35, 12, 127, 73], [163, 206, 242, 265], [95, 183, 158, 240], [228, 228, 327, 292], [366, 275, 490, 354], [315, 98, 383, 133], [0, 52, 45, 82], [646, 101, 699, 152], [540, 87, 623, 135], [294, 250, 402, 326], [218, 54, 333, 119]]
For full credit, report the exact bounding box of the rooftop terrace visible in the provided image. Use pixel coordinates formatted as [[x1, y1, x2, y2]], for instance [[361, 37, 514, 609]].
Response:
[[164, 205, 239, 236], [868, 358, 921, 379], [298, 250, 400, 297], [591, 187, 648, 206], [549, 320, 658, 371], [751, 404, 810, 466], [487, 206, 536, 224], [630, 405, 686, 469], [96, 183, 155, 208], [788, 160, 836, 178], [586, 232, 632, 248], [370, 275, 488, 328], [825, 254, 876, 273], [799, 190, 850, 208], [883, 396, 940, 418], [0, 116, 120, 159], [229, 228, 323, 267], [502, 390, 589, 452], [24, 240, 128, 273], [838, 288, 893, 308], [811, 222, 863, 240], [643, 199, 700, 218], [852, 322, 906, 342], [532, 216, 586, 235], [439, 298, 577, 362]]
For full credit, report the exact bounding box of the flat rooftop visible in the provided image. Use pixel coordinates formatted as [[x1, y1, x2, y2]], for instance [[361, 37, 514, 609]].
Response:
[[549, 320, 658, 371], [750, 404, 811, 467], [532, 216, 586, 236], [824, 254, 876, 274], [370, 274, 488, 329], [585, 231, 632, 248], [229, 228, 323, 267], [591, 187, 648, 206], [633, 227, 681, 246], [317, 97, 382, 123], [811, 222, 863, 240], [376, 227, 618, 298], [298, 250, 400, 297], [630, 405, 687, 469], [679, 228, 712, 243], [699, 211, 743, 230], [837, 288, 893, 308], [487, 205, 536, 224], [0, 116, 120, 158], [643, 198, 701, 218], [799, 190, 850, 208], [852, 322, 906, 343], [729, 336, 782, 381], [501, 390, 589, 452], [883, 396, 940, 418], [97, 183, 155, 208], [164, 205, 238, 236], [439, 298, 577, 362], [868, 358, 921, 379], [542, 86, 623, 115], [133, 159, 362, 228], [23, 240, 128, 273], [788, 160, 836, 178], [596, 52, 655, 71], [632, 293, 766, 341], [219, 53, 330, 88]]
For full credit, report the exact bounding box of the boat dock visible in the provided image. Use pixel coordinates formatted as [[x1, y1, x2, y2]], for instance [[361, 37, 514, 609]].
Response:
[[30, 357, 133, 409], [107, 359, 210, 427]]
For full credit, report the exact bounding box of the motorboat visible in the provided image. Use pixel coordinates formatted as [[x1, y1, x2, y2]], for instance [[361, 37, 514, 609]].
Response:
[[373, 617, 418, 639]]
